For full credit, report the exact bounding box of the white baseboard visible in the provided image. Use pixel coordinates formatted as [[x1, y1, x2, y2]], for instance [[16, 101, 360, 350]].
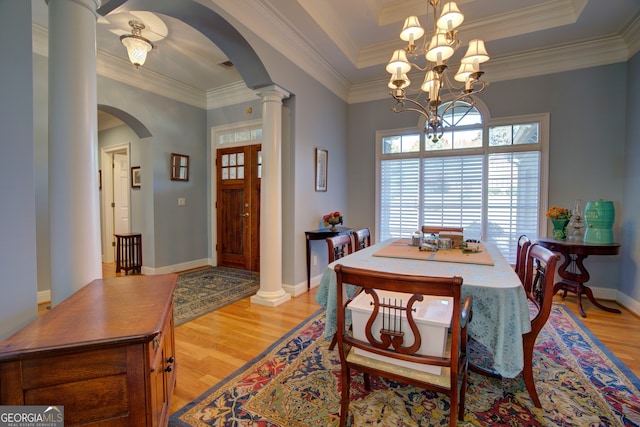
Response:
[[37, 290, 51, 305], [284, 273, 322, 298], [142, 258, 211, 275], [615, 290, 640, 316]]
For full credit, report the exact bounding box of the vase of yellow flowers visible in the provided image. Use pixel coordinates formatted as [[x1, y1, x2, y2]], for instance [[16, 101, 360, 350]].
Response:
[[546, 205, 571, 240], [323, 211, 343, 231]]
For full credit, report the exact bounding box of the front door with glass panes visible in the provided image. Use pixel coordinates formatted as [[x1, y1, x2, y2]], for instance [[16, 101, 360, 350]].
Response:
[[216, 144, 261, 271]]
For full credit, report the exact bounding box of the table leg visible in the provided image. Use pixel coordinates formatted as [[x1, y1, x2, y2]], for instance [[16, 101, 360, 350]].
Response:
[[553, 252, 621, 317], [306, 237, 311, 290], [582, 285, 622, 315]]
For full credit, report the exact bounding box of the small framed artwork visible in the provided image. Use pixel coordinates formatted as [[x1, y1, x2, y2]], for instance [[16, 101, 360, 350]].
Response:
[[171, 153, 190, 181], [315, 148, 328, 192], [131, 166, 141, 188]]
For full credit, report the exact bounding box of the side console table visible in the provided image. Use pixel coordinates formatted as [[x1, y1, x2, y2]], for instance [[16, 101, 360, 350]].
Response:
[[0, 274, 177, 426], [537, 237, 620, 317], [305, 227, 353, 290]]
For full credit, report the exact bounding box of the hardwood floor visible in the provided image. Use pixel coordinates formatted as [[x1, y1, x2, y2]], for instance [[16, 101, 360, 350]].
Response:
[[39, 263, 640, 417]]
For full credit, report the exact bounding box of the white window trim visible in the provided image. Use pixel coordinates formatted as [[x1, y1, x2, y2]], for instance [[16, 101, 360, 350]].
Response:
[[375, 111, 550, 250], [211, 118, 263, 149]]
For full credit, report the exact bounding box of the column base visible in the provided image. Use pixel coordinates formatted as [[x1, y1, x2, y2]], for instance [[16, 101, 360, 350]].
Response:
[[250, 289, 291, 307]]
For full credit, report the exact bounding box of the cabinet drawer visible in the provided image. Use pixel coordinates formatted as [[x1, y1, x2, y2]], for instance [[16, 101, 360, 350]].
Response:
[[22, 346, 127, 389]]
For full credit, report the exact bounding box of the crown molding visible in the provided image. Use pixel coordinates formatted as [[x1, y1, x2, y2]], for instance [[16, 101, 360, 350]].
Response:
[[33, 7, 640, 111], [206, 82, 258, 110], [97, 51, 206, 108], [360, 0, 586, 69], [485, 36, 629, 83], [349, 35, 630, 104], [623, 14, 640, 58], [213, 0, 351, 101], [296, 0, 361, 63], [32, 23, 206, 109]]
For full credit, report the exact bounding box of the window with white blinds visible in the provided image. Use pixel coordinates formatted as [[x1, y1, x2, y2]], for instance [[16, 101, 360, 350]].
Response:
[[377, 106, 548, 264]]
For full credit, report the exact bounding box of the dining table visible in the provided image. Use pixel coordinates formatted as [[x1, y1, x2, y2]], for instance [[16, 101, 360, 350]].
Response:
[[316, 238, 531, 379]]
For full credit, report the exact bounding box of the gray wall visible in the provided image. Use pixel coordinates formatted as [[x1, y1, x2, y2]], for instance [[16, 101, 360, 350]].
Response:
[[0, 0, 38, 339], [97, 79, 209, 268], [621, 52, 640, 303], [347, 63, 630, 295]]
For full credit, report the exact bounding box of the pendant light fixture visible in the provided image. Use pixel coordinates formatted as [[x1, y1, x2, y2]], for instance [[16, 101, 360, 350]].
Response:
[[120, 20, 154, 68]]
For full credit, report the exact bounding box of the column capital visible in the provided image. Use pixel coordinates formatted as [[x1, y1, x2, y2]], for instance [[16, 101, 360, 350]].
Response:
[[46, 0, 102, 18], [255, 85, 290, 101]]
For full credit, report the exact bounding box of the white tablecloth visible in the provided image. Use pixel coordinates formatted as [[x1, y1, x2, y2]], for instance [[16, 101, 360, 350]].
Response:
[[316, 238, 531, 378]]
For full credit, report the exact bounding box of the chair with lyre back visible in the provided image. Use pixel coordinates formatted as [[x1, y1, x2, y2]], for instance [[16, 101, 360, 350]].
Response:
[[351, 228, 371, 252], [326, 234, 354, 263], [335, 264, 472, 427], [326, 233, 356, 351], [520, 243, 560, 407], [514, 234, 531, 284]]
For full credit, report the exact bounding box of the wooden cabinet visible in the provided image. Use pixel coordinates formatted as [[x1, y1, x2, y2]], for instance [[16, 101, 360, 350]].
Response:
[[0, 274, 177, 426]]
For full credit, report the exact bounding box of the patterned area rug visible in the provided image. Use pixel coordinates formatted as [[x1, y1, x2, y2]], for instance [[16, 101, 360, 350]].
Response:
[[173, 267, 259, 326], [169, 305, 640, 426]]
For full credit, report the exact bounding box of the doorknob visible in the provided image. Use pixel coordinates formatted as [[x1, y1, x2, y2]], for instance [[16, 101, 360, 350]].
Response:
[[240, 212, 249, 217]]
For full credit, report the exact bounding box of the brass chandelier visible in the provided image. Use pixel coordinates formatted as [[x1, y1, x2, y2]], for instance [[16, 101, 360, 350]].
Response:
[[387, 0, 490, 141]]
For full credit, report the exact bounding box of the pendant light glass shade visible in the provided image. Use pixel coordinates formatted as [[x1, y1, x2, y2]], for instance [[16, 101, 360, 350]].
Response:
[[120, 20, 154, 68], [121, 36, 152, 67]]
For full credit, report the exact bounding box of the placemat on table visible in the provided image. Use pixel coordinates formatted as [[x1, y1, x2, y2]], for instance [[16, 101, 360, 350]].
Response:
[[373, 238, 494, 266]]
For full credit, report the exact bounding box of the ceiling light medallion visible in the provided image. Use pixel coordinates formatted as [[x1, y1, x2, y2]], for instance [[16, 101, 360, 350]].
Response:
[[120, 20, 154, 68], [387, 0, 490, 141]]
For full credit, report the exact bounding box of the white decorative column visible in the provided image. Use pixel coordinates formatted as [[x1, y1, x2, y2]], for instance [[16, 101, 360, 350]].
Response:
[[251, 85, 291, 307], [48, 0, 102, 305]]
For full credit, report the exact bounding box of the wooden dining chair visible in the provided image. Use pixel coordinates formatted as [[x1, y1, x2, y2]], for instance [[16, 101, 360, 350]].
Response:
[[326, 234, 354, 263], [521, 243, 560, 407], [351, 227, 371, 251], [326, 234, 356, 350], [421, 226, 464, 235], [334, 264, 472, 427], [515, 234, 531, 284]]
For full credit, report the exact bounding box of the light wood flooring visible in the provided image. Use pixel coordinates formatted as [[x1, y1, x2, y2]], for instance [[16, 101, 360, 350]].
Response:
[[39, 263, 640, 416]]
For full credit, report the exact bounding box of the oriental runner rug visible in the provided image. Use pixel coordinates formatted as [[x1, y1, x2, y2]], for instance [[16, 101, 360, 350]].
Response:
[[173, 267, 259, 326], [169, 305, 640, 426]]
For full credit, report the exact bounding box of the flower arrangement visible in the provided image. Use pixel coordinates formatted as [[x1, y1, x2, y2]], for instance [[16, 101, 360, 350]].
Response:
[[323, 211, 343, 227], [546, 206, 572, 220]]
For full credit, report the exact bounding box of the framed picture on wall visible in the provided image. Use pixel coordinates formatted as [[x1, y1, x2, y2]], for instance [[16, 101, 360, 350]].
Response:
[[315, 148, 328, 192], [131, 166, 141, 188], [171, 153, 190, 181]]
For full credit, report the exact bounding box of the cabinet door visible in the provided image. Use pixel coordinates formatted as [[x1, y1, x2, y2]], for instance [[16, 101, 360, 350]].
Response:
[[149, 310, 176, 427]]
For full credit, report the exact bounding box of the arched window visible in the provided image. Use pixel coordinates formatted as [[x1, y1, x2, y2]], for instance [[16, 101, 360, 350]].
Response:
[[376, 102, 549, 263]]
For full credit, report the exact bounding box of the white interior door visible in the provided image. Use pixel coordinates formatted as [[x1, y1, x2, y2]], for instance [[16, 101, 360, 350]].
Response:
[[113, 153, 130, 235], [101, 144, 130, 263]]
